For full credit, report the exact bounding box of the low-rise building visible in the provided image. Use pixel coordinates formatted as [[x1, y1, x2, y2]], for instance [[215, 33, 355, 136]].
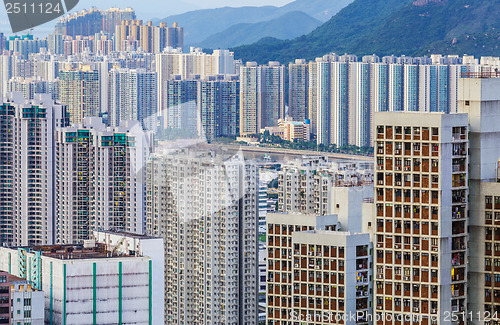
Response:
[[0, 240, 160, 325], [0, 271, 44, 325]]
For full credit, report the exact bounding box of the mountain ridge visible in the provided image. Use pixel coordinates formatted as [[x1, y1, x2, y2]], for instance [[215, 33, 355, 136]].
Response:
[[195, 11, 321, 49], [155, 0, 353, 45], [231, 0, 500, 64]]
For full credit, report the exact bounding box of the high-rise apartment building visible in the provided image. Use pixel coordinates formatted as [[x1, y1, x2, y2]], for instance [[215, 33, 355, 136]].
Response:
[[55, 7, 136, 37], [278, 157, 373, 216], [55, 117, 152, 244], [162, 78, 198, 134], [7, 76, 59, 100], [289, 59, 309, 121], [239, 61, 285, 135], [198, 75, 240, 142], [58, 64, 100, 124], [373, 112, 469, 324], [457, 77, 500, 323], [155, 48, 236, 120], [0, 93, 69, 246], [266, 212, 372, 324], [115, 20, 183, 53], [108, 68, 157, 131], [291, 54, 489, 146], [349, 62, 372, 147], [146, 150, 259, 324]]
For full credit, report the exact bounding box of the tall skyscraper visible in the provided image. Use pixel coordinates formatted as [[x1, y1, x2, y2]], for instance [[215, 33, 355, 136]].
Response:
[[388, 63, 404, 112], [266, 212, 372, 324], [349, 62, 372, 147], [115, 20, 183, 53], [163, 79, 198, 134], [146, 150, 259, 324], [55, 7, 136, 37], [55, 117, 152, 244], [198, 76, 239, 142], [289, 59, 309, 121], [108, 68, 157, 131], [278, 157, 373, 216], [458, 77, 500, 322], [0, 93, 69, 246], [374, 112, 468, 323], [155, 48, 236, 121], [7, 76, 59, 100], [330, 61, 349, 147], [371, 62, 389, 113], [403, 64, 419, 112], [58, 65, 100, 124], [239, 61, 285, 135]]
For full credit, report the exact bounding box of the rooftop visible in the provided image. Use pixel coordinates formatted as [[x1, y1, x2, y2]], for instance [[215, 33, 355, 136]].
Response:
[[10, 243, 135, 260], [97, 229, 159, 240]]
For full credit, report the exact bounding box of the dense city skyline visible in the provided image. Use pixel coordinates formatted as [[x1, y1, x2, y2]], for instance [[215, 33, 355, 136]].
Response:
[[2, 2, 500, 325]]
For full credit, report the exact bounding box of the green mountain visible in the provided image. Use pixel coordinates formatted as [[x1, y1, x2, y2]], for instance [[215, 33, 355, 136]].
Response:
[[195, 11, 321, 49], [232, 0, 500, 64], [155, 0, 353, 45]]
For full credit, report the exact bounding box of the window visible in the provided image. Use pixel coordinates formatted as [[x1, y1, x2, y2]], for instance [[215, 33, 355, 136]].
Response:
[[24, 310, 31, 318]]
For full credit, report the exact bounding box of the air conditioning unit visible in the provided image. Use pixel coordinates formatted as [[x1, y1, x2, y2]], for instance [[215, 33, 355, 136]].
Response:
[[395, 166, 401, 171], [377, 244, 382, 248], [414, 307, 419, 312], [404, 276, 410, 281], [433, 248, 438, 252], [396, 181, 402, 186], [377, 306, 382, 310], [404, 167, 410, 171], [377, 274, 383, 279], [432, 309, 437, 313], [395, 244, 400, 248], [295, 264, 299, 267], [395, 149, 401, 154], [378, 180, 384, 185]]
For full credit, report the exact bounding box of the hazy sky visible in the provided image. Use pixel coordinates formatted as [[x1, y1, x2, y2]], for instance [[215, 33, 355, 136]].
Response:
[[0, 0, 295, 35]]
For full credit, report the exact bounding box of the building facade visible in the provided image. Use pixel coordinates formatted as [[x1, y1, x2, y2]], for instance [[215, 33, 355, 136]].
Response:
[[146, 150, 259, 324], [0, 243, 155, 325], [373, 112, 468, 324], [266, 213, 372, 324], [0, 93, 68, 246], [55, 117, 152, 244], [108, 68, 157, 131], [239, 61, 285, 136], [58, 65, 100, 124]]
